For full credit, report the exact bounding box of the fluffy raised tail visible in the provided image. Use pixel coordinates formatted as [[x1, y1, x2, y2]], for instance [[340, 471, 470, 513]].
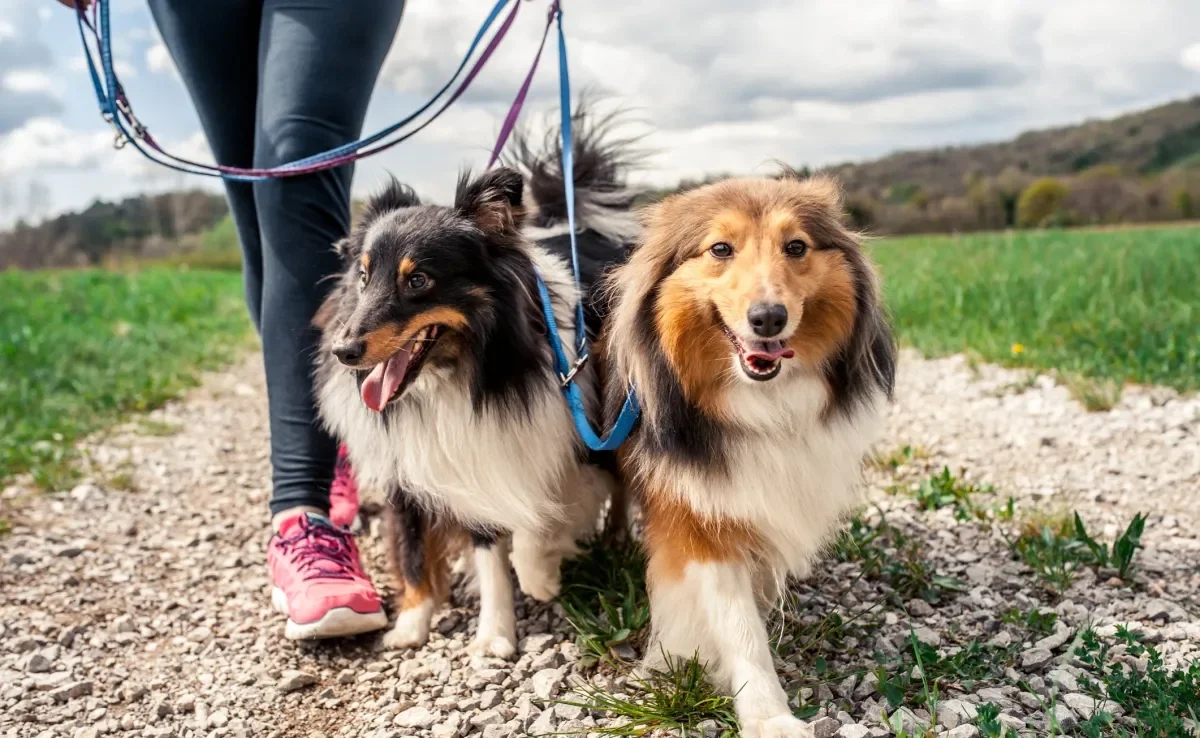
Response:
[[505, 99, 644, 246]]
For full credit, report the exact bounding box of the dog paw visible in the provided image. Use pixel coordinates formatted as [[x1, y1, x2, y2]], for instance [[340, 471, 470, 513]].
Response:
[[381, 606, 431, 650], [516, 564, 562, 603], [740, 715, 814, 738], [468, 633, 517, 659]]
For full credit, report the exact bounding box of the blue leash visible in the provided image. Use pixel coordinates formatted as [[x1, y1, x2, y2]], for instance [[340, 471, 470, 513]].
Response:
[[535, 6, 640, 452], [75, 0, 516, 181], [76, 0, 640, 448]]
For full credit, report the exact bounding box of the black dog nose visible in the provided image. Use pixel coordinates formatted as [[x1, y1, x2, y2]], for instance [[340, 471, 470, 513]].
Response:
[[747, 302, 788, 337], [333, 340, 366, 364]]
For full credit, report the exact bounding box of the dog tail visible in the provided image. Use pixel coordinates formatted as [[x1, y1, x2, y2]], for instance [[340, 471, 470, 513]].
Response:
[[506, 97, 644, 246]]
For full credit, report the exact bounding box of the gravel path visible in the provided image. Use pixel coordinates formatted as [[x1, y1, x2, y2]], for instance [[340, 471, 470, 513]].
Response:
[[2, 350, 1197, 738]]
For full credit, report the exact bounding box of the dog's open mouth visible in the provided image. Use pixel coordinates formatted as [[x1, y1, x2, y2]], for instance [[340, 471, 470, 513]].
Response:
[[357, 325, 441, 412], [720, 324, 795, 381]]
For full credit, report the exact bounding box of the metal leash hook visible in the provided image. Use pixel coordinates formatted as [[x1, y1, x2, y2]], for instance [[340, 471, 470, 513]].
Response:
[[559, 353, 589, 389]]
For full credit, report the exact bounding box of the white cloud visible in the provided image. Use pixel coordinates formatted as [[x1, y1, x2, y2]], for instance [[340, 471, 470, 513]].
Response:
[[7, 0, 1200, 219], [377, 0, 1200, 181], [4, 69, 61, 96], [146, 42, 176, 78], [0, 118, 112, 175], [1182, 43, 1200, 72], [0, 116, 215, 192], [110, 131, 213, 180]]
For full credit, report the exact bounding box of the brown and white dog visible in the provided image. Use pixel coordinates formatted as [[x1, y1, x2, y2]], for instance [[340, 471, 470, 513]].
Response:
[[603, 171, 896, 737]]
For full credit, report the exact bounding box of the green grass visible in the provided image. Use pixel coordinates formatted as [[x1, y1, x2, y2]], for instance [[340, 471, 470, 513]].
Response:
[[1006, 510, 1147, 594], [872, 225, 1200, 392], [1074, 626, 1200, 737], [559, 534, 651, 668], [0, 268, 251, 488], [569, 656, 739, 737]]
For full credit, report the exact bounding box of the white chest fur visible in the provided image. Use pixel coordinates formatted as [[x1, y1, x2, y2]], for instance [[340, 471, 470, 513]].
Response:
[[316, 245, 588, 535], [319, 369, 580, 533], [663, 373, 883, 573]]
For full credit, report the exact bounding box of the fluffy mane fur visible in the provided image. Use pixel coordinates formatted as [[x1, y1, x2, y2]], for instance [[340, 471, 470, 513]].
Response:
[[311, 104, 638, 658]]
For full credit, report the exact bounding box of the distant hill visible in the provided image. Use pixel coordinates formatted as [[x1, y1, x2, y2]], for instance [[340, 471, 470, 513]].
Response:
[[829, 96, 1200, 195], [648, 96, 1200, 234], [7, 97, 1200, 267], [0, 191, 228, 270]]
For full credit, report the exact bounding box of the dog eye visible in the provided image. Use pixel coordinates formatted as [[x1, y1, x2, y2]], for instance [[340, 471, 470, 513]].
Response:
[[785, 239, 808, 257], [407, 272, 430, 290], [358, 268, 368, 289], [709, 242, 733, 259]]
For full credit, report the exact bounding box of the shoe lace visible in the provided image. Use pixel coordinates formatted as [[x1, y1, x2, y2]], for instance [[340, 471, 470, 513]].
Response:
[[276, 517, 359, 581]]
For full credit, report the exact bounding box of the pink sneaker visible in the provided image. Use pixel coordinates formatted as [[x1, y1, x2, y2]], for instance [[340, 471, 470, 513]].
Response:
[[268, 512, 387, 640], [329, 444, 360, 529]]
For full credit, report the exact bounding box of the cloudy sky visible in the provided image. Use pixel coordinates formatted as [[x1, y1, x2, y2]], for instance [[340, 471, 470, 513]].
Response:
[[2, 0, 1199, 226]]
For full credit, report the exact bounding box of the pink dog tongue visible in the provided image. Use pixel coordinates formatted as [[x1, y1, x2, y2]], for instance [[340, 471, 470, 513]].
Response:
[[746, 340, 796, 361], [359, 347, 415, 412]]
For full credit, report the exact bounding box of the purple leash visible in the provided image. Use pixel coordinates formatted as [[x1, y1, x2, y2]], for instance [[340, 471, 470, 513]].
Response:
[[77, 0, 551, 181]]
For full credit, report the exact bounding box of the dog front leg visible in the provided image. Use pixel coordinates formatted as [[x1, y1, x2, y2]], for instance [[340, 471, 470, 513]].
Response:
[[643, 499, 811, 738], [469, 529, 517, 659], [381, 489, 448, 650]]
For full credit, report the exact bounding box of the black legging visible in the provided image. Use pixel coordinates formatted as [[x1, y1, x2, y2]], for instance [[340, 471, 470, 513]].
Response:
[[148, 0, 405, 516]]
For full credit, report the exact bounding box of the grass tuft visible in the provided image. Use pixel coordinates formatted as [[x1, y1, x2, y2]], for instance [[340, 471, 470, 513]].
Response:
[[136, 419, 182, 437], [1062, 373, 1123, 412], [1074, 626, 1200, 736], [868, 444, 929, 473], [567, 655, 738, 737], [910, 467, 995, 521], [1007, 511, 1147, 593], [559, 534, 651, 668]]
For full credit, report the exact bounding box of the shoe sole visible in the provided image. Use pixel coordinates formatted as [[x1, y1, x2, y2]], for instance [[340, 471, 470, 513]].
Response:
[[271, 587, 387, 640]]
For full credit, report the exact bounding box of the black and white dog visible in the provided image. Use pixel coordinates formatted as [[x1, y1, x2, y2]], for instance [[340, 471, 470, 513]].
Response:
[[313, 112, 638, 655]]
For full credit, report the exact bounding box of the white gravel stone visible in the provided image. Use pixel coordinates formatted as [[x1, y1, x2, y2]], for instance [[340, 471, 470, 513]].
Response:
[[1060, 693, 1120, 719], [530, 667, 565, 700], [1020, 647, 1054, 670], [394, 706, 439, 729], [278, 670, 318, 693]]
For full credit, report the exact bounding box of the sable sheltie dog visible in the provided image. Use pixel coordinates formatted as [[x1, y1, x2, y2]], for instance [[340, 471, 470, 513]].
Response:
[[603, 172, 896, 737], [313, 116, 637, 656]]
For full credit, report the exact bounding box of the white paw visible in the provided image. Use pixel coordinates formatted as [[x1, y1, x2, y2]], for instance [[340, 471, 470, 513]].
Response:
[[515, 562, 562, 602], [741, 714, 814, 738], [381, 604, 432, 650], [468, 633, 517, 659]]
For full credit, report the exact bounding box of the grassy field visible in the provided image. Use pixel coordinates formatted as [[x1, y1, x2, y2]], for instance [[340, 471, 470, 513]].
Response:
[[871, 224, 1200, 392], [0, 268, 250, 488]]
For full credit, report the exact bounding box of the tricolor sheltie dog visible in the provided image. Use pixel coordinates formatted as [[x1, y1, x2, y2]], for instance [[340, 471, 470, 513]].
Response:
[[313, 114, 637, 656], [603, 172, 896, 737]]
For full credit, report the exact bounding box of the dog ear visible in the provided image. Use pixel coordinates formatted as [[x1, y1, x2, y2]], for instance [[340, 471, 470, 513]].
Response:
[[455, 167, 526, 238]]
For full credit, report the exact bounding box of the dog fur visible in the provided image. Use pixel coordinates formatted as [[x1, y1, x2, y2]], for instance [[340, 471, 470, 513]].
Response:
[[602, 171, 896, 737], [314, 112, 638, 656]]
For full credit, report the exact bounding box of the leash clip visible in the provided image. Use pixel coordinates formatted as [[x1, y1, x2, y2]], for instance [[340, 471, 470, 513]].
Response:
[[559, 352, 589, 388], [112, 129, 128, 150], [116, 98, 148, 140]]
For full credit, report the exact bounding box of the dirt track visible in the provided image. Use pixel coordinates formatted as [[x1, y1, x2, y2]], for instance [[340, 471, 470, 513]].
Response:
[[2, 350, 1197, 738]]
